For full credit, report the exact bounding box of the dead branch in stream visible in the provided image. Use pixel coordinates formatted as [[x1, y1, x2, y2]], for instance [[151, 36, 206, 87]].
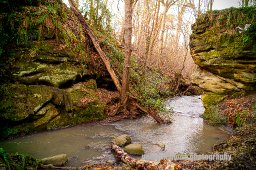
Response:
[[131, 97, 170, 124], [111, 143, 181, 170]]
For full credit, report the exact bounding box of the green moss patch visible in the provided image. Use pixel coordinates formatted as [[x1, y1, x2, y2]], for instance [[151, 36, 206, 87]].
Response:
[[202, 93, 227, 125], [0, 84, 53, 122], [190, 6, 256, 90]]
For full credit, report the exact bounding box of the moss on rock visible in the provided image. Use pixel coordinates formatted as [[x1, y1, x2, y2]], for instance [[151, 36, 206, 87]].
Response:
[[33, 103, 59, 127], [46, 102, 106, 130], [67, 81, 98, 107], [0, 0, 113, 139], [13, 55, 86, 87], [190, 6, 256, 93], [202, 93, 227, 125], [0, 84, 53, 122], [46, 81, 106, 130]]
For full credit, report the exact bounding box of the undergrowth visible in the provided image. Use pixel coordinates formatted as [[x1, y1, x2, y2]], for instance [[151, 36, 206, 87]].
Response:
[[0, 148, 40, 169]]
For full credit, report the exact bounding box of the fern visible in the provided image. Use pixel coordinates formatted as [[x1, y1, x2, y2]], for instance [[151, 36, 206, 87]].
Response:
[[36, 14, 48, 25]]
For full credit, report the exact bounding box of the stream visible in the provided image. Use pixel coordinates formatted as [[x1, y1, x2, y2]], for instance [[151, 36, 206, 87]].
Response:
[[0, 96, 230, 167]]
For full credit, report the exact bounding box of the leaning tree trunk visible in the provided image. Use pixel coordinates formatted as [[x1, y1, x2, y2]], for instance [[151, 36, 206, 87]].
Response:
[[67, 0, 168, 124], [68, 0, 122, 93]]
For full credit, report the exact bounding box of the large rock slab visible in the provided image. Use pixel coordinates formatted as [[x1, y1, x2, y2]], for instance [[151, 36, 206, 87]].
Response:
[[0, 84, 53, 122], [41, 154, 68, 166], [14, 60, 85, 88], [190, 7, 256, 93], [192, 67, 245, 93]]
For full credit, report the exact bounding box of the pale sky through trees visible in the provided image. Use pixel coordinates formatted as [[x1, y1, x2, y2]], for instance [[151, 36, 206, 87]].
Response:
[[213, 0, 240, 9], [62, 0, 241, 31]]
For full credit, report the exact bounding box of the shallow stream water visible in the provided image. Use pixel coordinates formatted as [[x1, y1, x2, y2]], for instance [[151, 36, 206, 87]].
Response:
[[0, 96, 230, 167]]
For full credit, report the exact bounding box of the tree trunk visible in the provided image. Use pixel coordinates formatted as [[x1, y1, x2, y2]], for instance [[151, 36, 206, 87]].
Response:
[[175, 4, 186, 50], [159, 8, 167, 55], [198, 0, 201, 16], [208, 0, 214, 11], [120, 0, 133, 108]]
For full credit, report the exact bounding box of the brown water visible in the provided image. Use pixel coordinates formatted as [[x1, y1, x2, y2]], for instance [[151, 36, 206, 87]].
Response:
[[0, 96, 230, 167]]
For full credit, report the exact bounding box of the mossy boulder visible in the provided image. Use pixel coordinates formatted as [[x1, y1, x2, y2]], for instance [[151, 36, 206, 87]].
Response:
[[46, 81, 106, 130], [112, 134, 132, 147], [46, 102, 106, 130], [41, 154, 68, 166], [202, 93, 227, 125], [190, 7, 256, 93], [33, 104, 59, 127], [124, 144, 145, 156], [0, 84, 53, 122], [12, 51, 86, 88], [67, 81, 106, 124], [67, 81, 98, 107], [0, 79, 106, 138]]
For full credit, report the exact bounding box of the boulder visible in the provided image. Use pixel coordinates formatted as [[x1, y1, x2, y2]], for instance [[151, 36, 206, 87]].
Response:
[[124, 144, 144, 156], [0, 84, 53, 122], [33, 104, 59, 127], [190, 7, 256, 93], [192, 67, 245, 93], [155, 143, 165, 151], [14, 61, 85, 88], [41, 154, 68, 166], [112, 134, 132, 147], [67, 81, 98, 108]]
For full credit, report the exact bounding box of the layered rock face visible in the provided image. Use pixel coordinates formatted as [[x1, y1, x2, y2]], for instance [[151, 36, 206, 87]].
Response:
[[190, 7, 256, 93], [0, 1, 117, 138]]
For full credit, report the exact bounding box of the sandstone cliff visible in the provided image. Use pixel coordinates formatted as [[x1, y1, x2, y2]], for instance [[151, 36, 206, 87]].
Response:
[[190, 7, 256, 93], [0, 0, 120, 138]]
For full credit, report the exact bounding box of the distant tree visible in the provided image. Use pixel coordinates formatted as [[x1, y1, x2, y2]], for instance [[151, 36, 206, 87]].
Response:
[[80, 0, 112, 32], [120, 0, 133, 110], [241, 0, 256, 6], [208, 0, 214, 11]]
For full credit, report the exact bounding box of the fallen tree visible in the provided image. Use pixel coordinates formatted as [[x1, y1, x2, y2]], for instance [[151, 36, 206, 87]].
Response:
[[68, 0, 122, 93], [67, 0, 168, 124]]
